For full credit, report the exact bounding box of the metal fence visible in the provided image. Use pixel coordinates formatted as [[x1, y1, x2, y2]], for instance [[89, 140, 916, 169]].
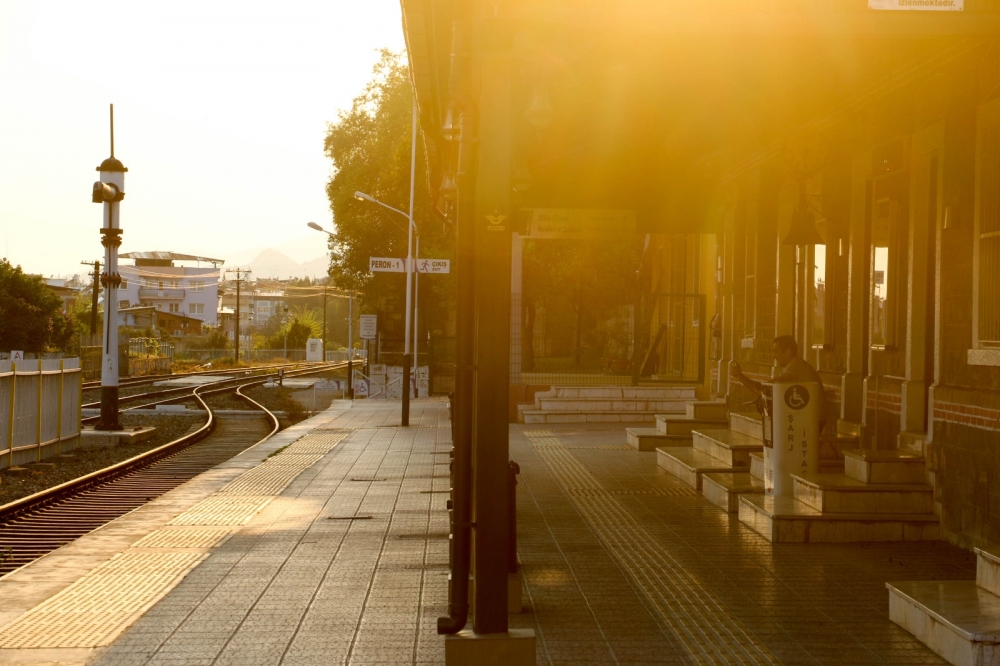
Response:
[[0, 358, 82, 470]]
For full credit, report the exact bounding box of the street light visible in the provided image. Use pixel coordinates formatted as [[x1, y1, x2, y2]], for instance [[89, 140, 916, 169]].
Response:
[[354, 189, 421, 426], [307, 222, 354, 399]]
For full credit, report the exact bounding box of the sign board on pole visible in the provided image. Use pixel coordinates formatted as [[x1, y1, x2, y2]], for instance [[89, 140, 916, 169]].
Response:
[[369, 257, 405, 273], [763, 382, 821, 496], [868, 0, 962, 9], [353, 378, 369, 397], [415, 258, 450, 274], [359, 315, 377, 340], [10, 350, 23, 361]]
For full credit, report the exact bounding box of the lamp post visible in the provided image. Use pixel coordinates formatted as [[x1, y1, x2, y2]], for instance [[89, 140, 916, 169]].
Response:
[[282, 306, 289, 360], [354, 189, 419, 424], [308, 222, 354, 398]]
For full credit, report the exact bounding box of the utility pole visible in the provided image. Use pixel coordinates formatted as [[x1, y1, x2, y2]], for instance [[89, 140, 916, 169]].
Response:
[[225, 268, 250, 364], [322, 284, 327, 362], [80, 260, 101, 338], [347, 292, 354, 398]]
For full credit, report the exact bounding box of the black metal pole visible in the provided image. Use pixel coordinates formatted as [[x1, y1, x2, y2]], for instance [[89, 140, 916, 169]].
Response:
[[90, 261, 100, 338], [322, 287, 327, 362]]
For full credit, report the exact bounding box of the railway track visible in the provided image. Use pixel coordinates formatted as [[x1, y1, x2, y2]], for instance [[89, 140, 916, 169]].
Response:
[[0, 363, 346, 576]]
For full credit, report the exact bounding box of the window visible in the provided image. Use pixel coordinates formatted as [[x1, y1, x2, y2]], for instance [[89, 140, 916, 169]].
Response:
[[169, 281, 179, 289], [811, 244, 827, 347], [258, 304, 269, 315], [976, 101, 1000, 348], [169, 303, 179, 313], [744, 223, 757, 337], [189, 303, 204, 315], [190, 280, 204, 292], [156, 303, 163, 310], [871, 198, 901, 348]]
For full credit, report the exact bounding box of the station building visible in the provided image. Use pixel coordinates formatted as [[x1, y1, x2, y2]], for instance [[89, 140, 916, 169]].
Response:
[[401, 0, 1000, 653]]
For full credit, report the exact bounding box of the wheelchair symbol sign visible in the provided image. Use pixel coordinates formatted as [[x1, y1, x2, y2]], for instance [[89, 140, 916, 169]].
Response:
[[784, 385, 810, 410]]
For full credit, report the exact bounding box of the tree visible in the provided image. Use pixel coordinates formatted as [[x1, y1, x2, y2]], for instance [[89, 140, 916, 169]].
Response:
[[324, 50, 454, 343], [0, 259, 76, 353]]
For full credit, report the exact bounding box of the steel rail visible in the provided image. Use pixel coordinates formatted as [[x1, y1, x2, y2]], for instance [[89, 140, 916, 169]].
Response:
[[80, 360, 321, 391]]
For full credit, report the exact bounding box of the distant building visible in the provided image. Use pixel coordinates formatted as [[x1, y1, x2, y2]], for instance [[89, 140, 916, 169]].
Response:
[[43, 279, 79, 313], [154, 310, 204, 337], [117, 305, 156, 329], [118, 252, 223, 327]]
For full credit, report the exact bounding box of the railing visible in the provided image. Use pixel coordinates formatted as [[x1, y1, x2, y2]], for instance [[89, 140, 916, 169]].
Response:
[[138, 287, 185, 300], [0, 359, 82, 470]]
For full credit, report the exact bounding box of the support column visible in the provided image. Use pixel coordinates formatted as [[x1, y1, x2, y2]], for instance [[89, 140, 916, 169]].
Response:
[[471, 20, 512, 635], [901, 122, 944, 436], [510, 232, 522, 384], [842, 152, 872, 425]]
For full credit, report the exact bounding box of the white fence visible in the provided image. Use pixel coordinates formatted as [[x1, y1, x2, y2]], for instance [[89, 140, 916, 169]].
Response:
[[0, 358, 82, 470]]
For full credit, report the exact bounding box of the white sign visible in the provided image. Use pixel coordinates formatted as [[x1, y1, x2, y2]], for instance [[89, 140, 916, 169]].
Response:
[[764, 382, 821, 496], [869, 0, 962, 9], [353, 378, 369, 396], [415, 258, 450, 274], [369, 257, 405, 273], [526, 208, 636, 239], [359, 315, 377, 340], [10, 350, 23, 361], [316, 379, 343, 390]]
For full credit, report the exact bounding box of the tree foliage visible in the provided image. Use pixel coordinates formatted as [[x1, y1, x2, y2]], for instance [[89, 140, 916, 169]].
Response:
[[324, 50, 453, 337], [0, 259, 76, 353]]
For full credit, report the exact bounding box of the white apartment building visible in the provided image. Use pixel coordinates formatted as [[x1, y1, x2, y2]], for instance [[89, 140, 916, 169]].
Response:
[[118, 251, 223, 327]]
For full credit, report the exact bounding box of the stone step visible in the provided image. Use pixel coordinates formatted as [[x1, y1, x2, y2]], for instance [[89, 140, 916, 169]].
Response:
[[544, 386, 698, 400], [729, 411, 764, 442], [626, 428, 691, 452], [655, 414, 728, 436], [738, 494, 939, 543], [843, 449, 926, 485], [520, 410, 657, 424], [791, 473, 934, 514], [977, 547, 1000, 597], [655, 447, 748, 490], [750, 452, 844, 481], [701, 472, 764, 513], [888, 580, 1000, 666], [898, 431, 926, 456], [535, 397, 688, 412], [691, 429, 762, 467], [685, 400, 728, 421]]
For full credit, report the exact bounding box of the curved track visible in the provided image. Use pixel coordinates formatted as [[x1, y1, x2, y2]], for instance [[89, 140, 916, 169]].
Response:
[[0, 363, 345, 576]]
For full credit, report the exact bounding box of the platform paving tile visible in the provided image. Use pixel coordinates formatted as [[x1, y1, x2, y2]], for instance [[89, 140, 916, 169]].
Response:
[[5, 401, 984, 665]]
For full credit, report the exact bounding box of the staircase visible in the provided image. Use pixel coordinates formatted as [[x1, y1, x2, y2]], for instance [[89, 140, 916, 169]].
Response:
[[654, 410, 761, 490], [517, 385, 695, 424], [625, 401, 727, 450], [738, 442, 937, 543], [888, 546, 1000, 666]]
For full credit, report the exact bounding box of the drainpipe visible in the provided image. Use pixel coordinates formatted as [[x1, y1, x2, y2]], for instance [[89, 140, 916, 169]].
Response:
[[438, 15, 475, 637]]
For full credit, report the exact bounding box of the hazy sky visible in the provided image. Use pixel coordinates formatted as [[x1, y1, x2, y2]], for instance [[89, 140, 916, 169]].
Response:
[[0, 0, 406, 277]]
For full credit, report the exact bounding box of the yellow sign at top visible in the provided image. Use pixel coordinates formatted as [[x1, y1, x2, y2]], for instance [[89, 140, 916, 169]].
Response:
[[526, 209, 636, 239]]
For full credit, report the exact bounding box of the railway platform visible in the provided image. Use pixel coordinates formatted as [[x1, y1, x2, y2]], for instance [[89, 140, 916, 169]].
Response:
[[0, 398, 980, 665]]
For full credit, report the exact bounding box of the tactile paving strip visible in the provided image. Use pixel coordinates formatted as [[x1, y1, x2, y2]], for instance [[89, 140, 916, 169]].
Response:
[[169, 495, 273, 526], [525, 430, 778, 666], [0, 427, 351, 650], [131, 527, 235, 550], [0, 551, 204, 648], [567, 487, 699, 498]]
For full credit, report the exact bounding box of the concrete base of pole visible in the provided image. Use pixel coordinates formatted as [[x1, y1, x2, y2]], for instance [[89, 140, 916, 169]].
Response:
[[445, 629, 535, 666], [80, 426, 156, 450], [95, 386, 122, 431]]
